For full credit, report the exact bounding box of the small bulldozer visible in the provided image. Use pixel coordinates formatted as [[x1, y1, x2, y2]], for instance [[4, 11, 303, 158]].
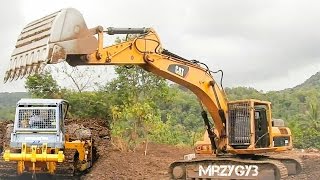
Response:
[[0, 99, 94, 178]]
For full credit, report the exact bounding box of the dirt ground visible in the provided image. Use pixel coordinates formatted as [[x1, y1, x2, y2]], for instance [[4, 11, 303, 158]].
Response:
[[0, 120, 13, 152], [82, 143, 320, 180], [82, 142, 192, 180], [1, 119, 320, 179], [79, 117, 320, 180], [289, 151, 320, 180]]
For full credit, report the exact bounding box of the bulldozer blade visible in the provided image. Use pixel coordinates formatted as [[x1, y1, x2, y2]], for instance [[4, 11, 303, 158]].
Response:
[[4, 8, 98, 82]]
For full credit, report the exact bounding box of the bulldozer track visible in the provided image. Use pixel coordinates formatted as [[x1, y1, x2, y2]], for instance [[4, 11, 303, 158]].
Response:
[[0, 150, 78, 180], [55, 149, 77, 178], [53, 139, 95, 179], [169, 156, 289, 180], [0, 156, 18, 179]]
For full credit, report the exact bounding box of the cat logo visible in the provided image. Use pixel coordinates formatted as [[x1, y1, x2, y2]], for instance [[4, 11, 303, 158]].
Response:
[[175, 66, 185, 77], [167, 64, 189, 78]]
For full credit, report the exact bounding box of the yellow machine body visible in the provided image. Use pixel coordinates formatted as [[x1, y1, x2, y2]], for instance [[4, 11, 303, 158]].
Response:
[[3, 139, 90, 175], [0, 98, 93, 177]]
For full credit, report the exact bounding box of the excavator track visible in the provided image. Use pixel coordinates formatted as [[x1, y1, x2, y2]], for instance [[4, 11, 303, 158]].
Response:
[[169, 155, 288, 180], [268, 154, 303, 176]]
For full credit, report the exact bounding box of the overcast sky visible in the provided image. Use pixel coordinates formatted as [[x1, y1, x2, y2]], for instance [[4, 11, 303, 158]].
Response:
[[1, 0, 320, 92]]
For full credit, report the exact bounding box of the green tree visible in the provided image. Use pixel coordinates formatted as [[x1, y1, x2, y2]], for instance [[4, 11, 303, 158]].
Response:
[[25, 71, 111, 119], [305, 101, 320, 131], [25, 71, 60, 98], [292, 100, 320, 148], [104, 65, 172, 150], [105, 66, 169, 106], [64, 91, 111, 119], [104, 35, 181, 150]]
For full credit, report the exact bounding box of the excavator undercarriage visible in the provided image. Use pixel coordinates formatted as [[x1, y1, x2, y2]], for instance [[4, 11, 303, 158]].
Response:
[[169, 154, 303, 180]]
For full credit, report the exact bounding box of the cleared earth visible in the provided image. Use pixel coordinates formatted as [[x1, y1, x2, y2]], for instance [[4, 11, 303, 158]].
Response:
[[1, 119, 319, 180]]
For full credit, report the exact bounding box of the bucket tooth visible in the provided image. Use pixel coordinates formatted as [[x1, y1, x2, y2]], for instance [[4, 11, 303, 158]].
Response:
[[19, 55, 28, 79], [8, 65, 17, 81], [3, 72, 9, 83]]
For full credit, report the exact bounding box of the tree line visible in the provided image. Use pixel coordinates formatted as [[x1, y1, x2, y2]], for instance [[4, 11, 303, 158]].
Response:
[[23, 68, 320, 150], [25, 67, 204, 150]]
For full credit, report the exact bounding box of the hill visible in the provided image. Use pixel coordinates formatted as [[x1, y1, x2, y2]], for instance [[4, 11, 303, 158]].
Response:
[[0, 92, 29, 120], [294, 72, 320, 90], [225, 71, 320, 148], [0, 92, 28, 107]]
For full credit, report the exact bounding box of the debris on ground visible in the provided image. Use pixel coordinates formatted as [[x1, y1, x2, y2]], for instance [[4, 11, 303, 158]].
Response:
[[1, 119, 320, 180]]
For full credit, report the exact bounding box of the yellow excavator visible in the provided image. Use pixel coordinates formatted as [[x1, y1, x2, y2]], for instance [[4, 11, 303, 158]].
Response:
[[3, 8, 302, 179]]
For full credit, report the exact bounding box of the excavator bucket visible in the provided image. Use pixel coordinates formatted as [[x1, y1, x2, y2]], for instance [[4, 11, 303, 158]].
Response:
[[4, 8, 98, 82]]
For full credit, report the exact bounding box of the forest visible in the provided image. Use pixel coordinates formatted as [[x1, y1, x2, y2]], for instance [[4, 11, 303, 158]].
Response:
[[0, 69, 319, 150]]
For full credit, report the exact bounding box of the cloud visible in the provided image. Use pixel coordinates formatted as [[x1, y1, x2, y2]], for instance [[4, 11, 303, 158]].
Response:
[[172, 0, 320, 89], [0, 0, 26, 92]]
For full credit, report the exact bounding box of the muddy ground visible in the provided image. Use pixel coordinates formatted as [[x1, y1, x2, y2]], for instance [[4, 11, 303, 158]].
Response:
[[1, 119, 319, 179]]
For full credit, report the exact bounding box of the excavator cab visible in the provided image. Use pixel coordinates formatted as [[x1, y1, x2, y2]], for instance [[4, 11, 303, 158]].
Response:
[[226, 99, 292, 154], [254, 105, 270, 148], [195, 99, 292, 156], [253, 104, 292, 150]]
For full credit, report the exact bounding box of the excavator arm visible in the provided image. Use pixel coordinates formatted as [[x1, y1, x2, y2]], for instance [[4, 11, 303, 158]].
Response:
[[4, 8, 229, 152], [84, 27, 228, 135]]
